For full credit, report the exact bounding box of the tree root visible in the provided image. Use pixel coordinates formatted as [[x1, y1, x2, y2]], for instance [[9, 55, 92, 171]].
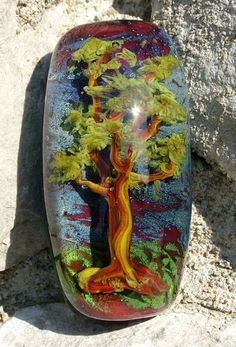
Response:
[[76, 260, 166, 297]]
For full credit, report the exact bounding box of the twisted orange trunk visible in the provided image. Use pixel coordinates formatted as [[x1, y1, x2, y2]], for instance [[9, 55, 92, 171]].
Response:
[[77, 50, 168, 295], [112, 172, 138, 286], [83, 176, 167, 295]]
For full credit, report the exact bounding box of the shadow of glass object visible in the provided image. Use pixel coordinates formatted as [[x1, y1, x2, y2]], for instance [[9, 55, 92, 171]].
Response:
[[112, 0, 152, 21], [6, 54, 52, 269], [13, 302, 149, 336]]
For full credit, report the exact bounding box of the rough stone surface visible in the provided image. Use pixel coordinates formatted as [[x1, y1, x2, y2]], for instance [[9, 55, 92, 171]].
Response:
[[0, 0, 235, 344], [152, 0, 236, 180], [0, 303, 235, 347], [16, 0, 60, 30]]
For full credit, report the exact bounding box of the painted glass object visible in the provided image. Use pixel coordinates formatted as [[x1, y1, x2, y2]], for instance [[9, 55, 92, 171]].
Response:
[[43, 20, 191, 320]]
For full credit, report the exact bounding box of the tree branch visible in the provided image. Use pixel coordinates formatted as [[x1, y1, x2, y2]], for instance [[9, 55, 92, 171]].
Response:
[[88, 54, 110, 122], [107, 112, 123, 121], [90, 150, 110, 182], [130, 162, 175, 184], [76, 174, 109, 196], [110, 133, 135, 174], [138, 115, 161, 141], [110, 132, 125, 171]]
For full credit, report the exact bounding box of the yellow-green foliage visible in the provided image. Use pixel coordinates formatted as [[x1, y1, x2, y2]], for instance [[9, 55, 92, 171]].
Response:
[[49, 149, 90, 183], [49, 108, 121, 183], [166, 133, 186, 176], [147, 133, 186, 177], [146, 78, 187, 124], [63, 106, 84, 134], [83, 58, 121, 79], [149, 81, 175, 98], [63, 105, 96, 136], [138, 55, 179, 81], [72, 37, 123, 63], [115, 48, 137, 67], [80, 118, 120, 151], [85, 70, 186, 125], [50, 37, 187, 186], [85, 73, 153, 114], [148, 94, 187, 124]]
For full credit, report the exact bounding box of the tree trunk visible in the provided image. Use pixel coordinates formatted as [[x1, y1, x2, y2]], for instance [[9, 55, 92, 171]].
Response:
[[77, 173, 167, 296], [112, 172, 139, 287]]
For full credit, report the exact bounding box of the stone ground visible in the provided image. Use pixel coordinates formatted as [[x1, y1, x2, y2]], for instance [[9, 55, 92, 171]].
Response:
[[0, 0, 235, 346]]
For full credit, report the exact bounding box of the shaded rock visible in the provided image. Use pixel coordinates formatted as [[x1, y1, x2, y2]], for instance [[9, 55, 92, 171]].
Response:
[[152, 0, 236, 180], [112, 0, 152, 20], [0, 249, 61, 319], [0, 303, 234, 346]]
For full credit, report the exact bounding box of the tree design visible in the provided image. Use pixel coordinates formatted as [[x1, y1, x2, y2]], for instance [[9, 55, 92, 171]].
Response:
[[49, 37, 187, 296]]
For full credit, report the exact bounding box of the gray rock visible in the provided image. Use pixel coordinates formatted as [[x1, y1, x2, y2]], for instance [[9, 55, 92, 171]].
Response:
[[152, 0, 236, 180], [0, 303, 235, 347]]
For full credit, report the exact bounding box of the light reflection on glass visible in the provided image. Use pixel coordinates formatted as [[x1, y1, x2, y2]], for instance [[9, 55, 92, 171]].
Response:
[[131, 104, 141, 119]]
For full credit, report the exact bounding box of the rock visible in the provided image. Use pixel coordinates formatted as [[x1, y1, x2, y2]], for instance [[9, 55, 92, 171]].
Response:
[[0, 0, 139, 271], [152, 0, 236, 180], [0, 303, 234, 347], [16, 0, 60, 30], [112, 0, 152, 20], [0, 249, 61, 318]]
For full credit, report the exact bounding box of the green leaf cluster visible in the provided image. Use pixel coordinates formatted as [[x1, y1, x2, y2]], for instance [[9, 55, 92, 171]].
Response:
[[80, 117, 120, 151], [148, 94, 187, 124], [49, 104, 121, 183], [81, 293, 97, 307], [130, 240, 183, 304], [60, 245, 93, 273], [50, 39, 187, 187], [146, 133, 186, 176], [161, 243, 181, 302], [49, 149, 90, 183], [72, 37, 124, 63], [138, 55, 179, 81], [85, 73, 153, 115], [120, 292, 165, 310]]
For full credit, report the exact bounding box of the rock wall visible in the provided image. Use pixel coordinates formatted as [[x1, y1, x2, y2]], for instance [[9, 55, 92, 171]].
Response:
[[152, 0, 236, 180]]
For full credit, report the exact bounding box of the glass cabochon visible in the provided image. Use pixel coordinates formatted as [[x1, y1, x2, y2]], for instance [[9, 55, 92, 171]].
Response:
[[43, 20, 191, 320]]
